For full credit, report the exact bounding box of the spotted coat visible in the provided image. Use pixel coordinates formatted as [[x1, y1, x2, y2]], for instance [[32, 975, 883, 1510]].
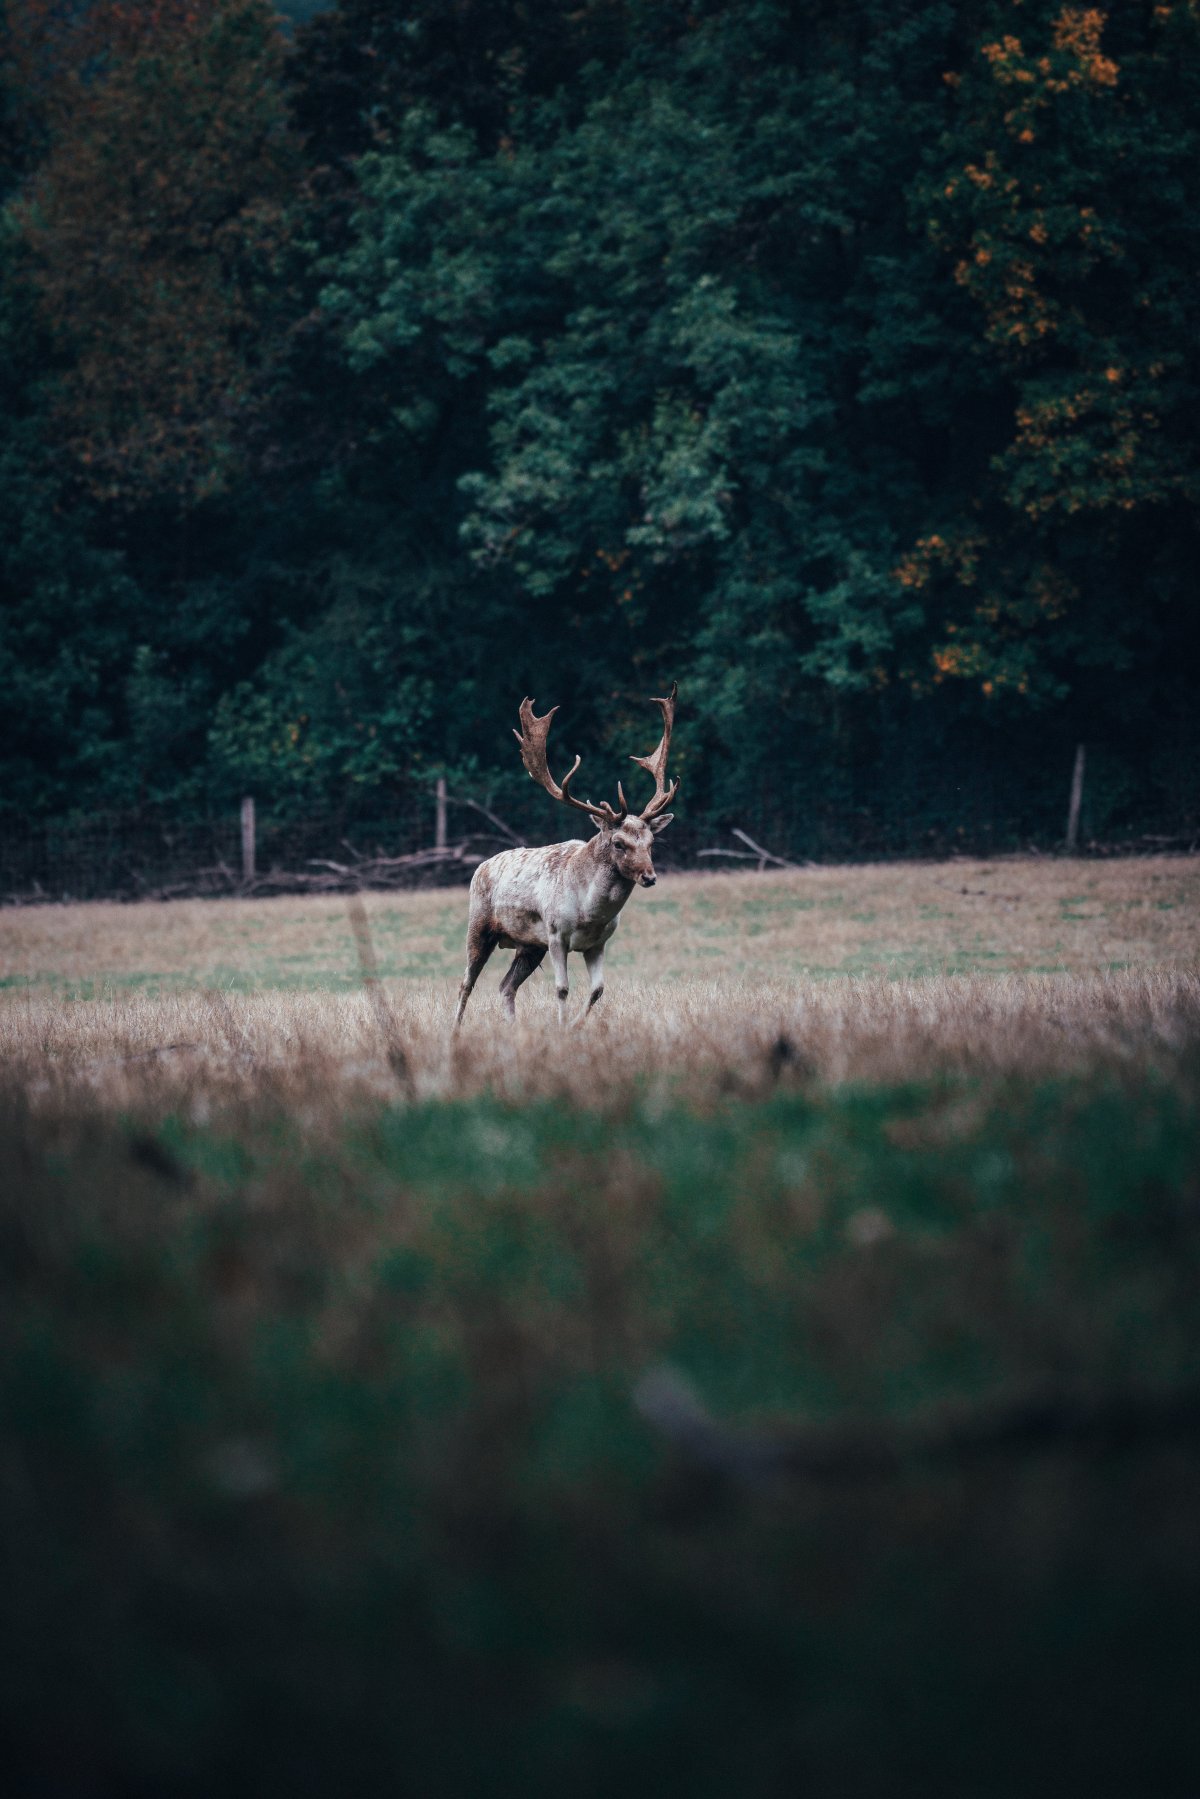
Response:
[[453, 815, 672, 1028]]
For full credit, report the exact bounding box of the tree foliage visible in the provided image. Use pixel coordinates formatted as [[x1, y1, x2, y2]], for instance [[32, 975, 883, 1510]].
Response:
[[12, 0, 297, 503], [1, 0, 1197, 839]]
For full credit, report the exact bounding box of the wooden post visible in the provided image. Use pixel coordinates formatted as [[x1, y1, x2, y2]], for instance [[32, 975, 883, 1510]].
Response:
[[241, 795, 256, 883], [1065, 744, 1085, 852], [435, 776, 447, 851]]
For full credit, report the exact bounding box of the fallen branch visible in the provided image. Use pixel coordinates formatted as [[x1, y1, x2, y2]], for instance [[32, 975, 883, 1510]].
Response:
[[305, 843, 478, 877], [732, 828, 813, 869], [633, 1365, 1200, 1486], [128, 839, 496, 901], [696, 830, 811, 871], [446, 793, 526, 846]]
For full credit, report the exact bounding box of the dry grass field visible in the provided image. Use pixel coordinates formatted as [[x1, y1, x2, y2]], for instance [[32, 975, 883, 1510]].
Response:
[[1, 855, 1197, 1108], [4, 854, 1196, 994], [3, 856, 1200, 1797]]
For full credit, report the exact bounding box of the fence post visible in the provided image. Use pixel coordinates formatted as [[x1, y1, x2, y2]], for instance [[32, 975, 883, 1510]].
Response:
[[435, 776, 447, 851], [241, 795, 256, 883], [1065, 744, 1086, 852]]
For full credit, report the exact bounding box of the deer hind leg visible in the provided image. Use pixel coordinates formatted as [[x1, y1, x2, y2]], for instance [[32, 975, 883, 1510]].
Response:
[[499, 945, 546, 1019], [453, 920, 497, 1030], [576, 944, 607, 1027]]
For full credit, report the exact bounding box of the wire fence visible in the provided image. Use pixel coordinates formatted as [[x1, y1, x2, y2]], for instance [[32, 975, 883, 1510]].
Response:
[[2, 744, 1196, 905]]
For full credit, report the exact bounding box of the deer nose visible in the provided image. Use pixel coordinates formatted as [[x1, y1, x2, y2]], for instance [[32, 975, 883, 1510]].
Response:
[[640, 872, 656, 887]]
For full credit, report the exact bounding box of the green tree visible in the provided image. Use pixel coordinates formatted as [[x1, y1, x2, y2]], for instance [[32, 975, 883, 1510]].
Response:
[[1, 0, 1196, 840], [14, 0, 298, 505], [910, 1, 1200, 703], [324, 5, 972, 808], [0, 214, 145, 816]]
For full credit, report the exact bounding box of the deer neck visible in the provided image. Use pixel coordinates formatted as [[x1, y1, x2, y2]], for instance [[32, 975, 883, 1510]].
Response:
[[583, 831, 634, 906]]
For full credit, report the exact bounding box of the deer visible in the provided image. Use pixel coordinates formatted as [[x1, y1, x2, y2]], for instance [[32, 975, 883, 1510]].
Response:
[[452, 684, 678, 1029]]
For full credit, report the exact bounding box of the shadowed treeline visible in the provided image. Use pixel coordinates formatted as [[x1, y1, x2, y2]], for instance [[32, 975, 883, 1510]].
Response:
[[0, 1, 1197, 847]]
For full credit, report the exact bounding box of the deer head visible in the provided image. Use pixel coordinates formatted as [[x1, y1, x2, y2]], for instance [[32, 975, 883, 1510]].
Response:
[[513, 683, 678, 886]]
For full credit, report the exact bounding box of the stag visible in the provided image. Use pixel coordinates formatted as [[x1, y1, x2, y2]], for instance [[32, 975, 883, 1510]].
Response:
[[453, 685, 678, 1028]]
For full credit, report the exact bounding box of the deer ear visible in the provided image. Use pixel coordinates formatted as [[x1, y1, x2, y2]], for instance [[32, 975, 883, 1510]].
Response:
[[648, 812, 674, 835]]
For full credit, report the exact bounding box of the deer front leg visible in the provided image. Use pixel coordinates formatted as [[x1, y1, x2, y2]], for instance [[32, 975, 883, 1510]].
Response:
[[547, 935, 570, 1027], [576, 943, 606, 1026]]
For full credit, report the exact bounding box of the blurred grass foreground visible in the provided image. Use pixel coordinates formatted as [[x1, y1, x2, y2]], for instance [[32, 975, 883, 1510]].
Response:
[[3, 1068, 1200, 1796], [2, 862, 1199, 1795]]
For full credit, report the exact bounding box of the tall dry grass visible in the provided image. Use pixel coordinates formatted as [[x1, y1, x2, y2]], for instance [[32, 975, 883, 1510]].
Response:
[[1, 970, 1196, 1114], [1, 856, 1196, 1112]]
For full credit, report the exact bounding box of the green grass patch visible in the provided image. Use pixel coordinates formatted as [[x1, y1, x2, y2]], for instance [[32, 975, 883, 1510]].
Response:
[[2, 1071, 1199, 1795]]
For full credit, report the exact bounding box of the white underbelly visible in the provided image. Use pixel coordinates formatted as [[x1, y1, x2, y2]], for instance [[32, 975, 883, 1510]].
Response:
[[495, 918, 616, 954], [564, 918, 618, 954]]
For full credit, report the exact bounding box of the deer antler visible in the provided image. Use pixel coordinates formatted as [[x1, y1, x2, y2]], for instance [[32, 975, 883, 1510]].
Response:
[[630, 681, 679, 818], [513, 699, 626, 826]]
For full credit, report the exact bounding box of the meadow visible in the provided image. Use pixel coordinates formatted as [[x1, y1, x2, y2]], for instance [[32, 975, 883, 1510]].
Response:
[[3, 854, 1198, 1103], [2, 857, 1199, 1796]]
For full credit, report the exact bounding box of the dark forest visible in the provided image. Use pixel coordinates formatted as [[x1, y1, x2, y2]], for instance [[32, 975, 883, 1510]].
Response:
[[2, 1, 1197, 853]]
